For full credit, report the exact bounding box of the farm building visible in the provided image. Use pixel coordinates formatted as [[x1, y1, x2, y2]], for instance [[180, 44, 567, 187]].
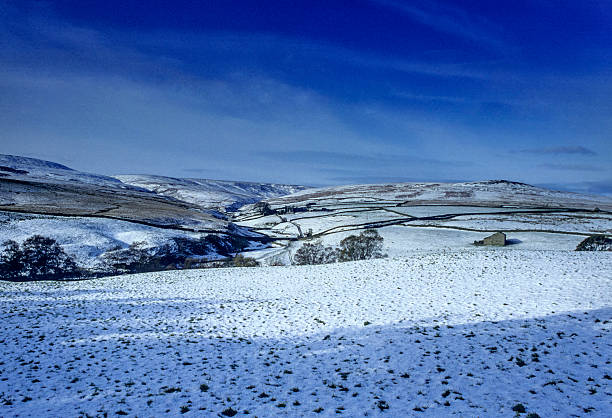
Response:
[[474, 232, 506, 247]]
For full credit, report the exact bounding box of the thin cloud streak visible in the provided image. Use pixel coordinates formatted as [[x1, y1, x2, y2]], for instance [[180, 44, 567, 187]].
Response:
[[258, 150, 475, 168], [536, 180, 612, 196], [133, 30, 495, 80], [516, 146, 597, 156], [539, 163, 603, 172]]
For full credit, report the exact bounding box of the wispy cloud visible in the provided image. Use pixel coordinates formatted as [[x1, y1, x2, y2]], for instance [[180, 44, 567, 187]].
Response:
[[0, 4, 500, 100], [327, 175, 470, 184], [257, 150, 474, 168], [181, 168, 219, 175], [370, 0, 506, 49], [392, 92, 471, 104], [516, 146, 597, 156], [1, 2, 610, 191]]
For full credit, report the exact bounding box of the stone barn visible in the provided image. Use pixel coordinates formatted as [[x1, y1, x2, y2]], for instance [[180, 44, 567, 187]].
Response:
[[474, 232, 506, 246]]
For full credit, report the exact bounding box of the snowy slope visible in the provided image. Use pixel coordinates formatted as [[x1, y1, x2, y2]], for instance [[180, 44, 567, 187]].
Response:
[[0, 251, 610, 416], [0, 155, 230, 232], [0, 154, 139, 189], [115, 174, 308, 212]]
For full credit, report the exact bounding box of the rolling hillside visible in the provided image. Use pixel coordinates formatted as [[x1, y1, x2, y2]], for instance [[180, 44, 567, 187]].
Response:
[[265, 180, 612, 210], [115, 174, 308, 212]]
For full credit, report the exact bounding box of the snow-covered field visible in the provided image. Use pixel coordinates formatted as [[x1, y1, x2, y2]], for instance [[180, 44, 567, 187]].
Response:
[[236, 203, 609, 266], [235, 181, 612, 268], [246, 226, 590, 266], [415, 213, 612, 235], [1, 251, 610, 416], [238, 206, 610, 238]]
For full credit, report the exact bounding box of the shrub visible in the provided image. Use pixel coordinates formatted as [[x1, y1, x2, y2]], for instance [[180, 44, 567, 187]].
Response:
[[575, 235, 612, 251], [293, 240, 337, 265], [0, 240, 24, 279], [232, 254, 259, 267], [338, 229, 386, 262], [0, 236, 79, 281], [147, 234, 249, 270]]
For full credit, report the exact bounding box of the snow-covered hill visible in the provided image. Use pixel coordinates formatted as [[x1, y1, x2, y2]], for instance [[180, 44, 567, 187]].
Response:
[[267, 180, 612, 210], [115, 174, 308, 212], [0, 155, 265, 268], [1, 251, 610, 416], [0, 154, 236, 232], [2, 154, 610, 270], [0, 155, 302, 269], [0, 154, 140, 189], [0, 155, 307, 215]]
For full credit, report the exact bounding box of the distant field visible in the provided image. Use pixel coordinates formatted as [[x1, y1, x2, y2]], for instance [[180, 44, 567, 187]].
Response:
[[235, 198, 610, 265]]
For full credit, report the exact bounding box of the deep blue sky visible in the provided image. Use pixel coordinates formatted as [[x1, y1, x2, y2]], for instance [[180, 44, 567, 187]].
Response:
[[1, 1, 611, 193]]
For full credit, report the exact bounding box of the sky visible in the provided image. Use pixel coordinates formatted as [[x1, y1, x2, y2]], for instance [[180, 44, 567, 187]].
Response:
[[0, 1, 611, 193]]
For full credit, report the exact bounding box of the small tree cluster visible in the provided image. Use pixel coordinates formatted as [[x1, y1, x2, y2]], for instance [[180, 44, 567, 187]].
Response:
[[293, 240, 337, 265], [254, 202, 275, 216], [575, 235, 612, 251], [0, 236, 79, 281], [338, 229, 385, 262], [293, 229, 386, 265]]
